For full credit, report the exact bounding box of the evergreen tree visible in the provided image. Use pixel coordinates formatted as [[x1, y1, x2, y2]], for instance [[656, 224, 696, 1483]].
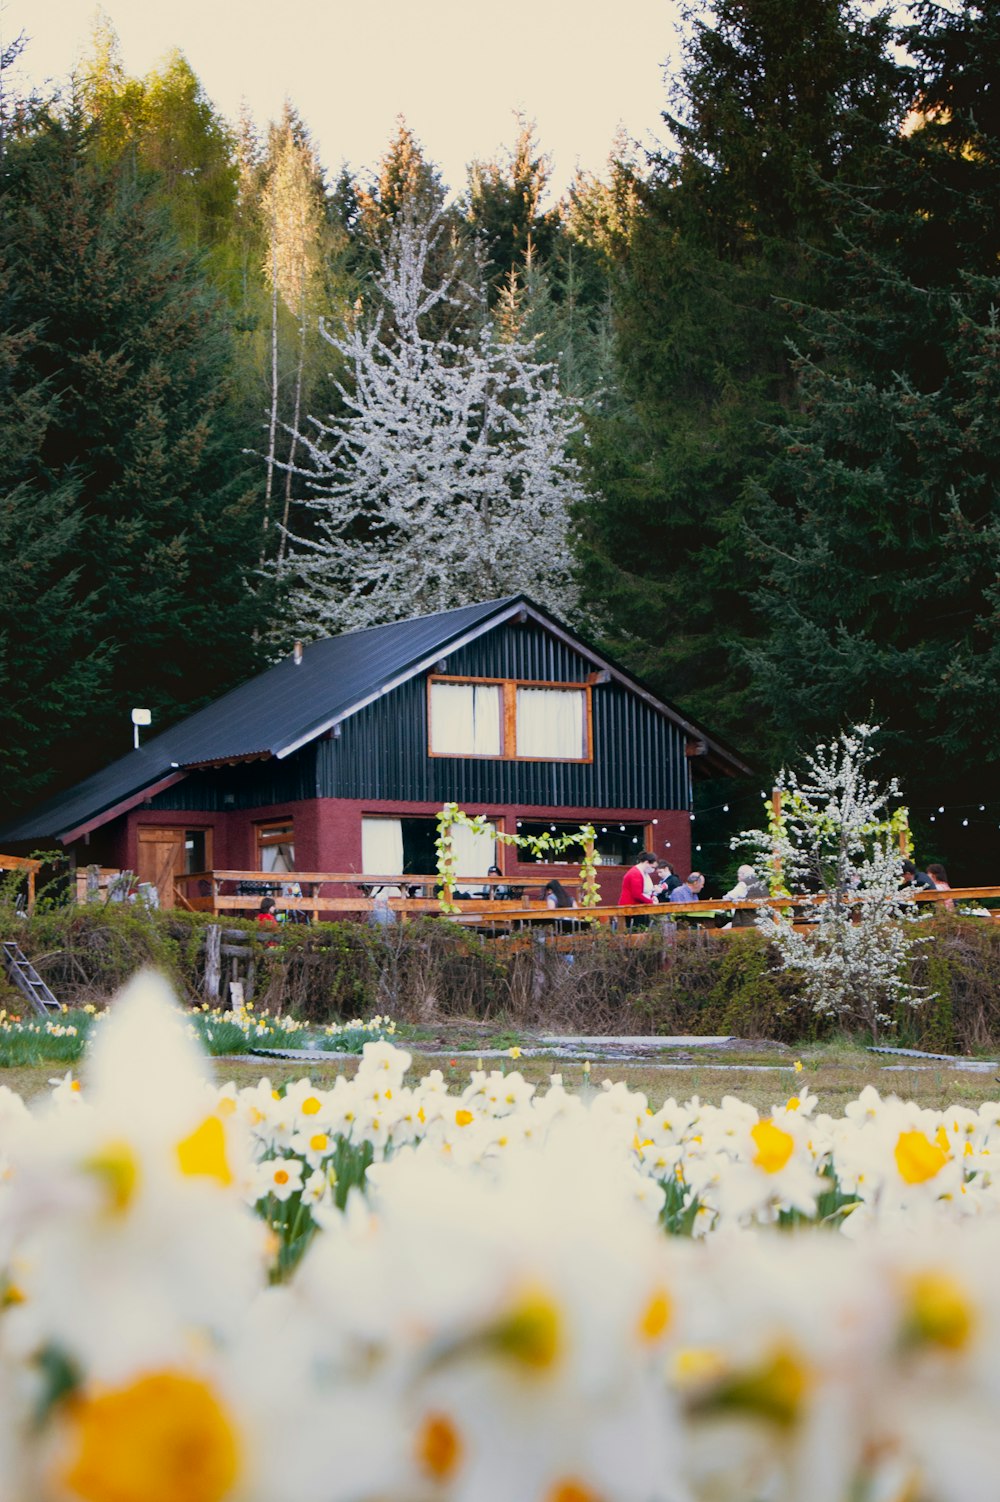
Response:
[[463, 115, 562, 300], [745, 0, 1000, 812], [576, 0, 904, 744], [280, 209, 583, 636], [1, 110, 265, 807], [0, 266, 110, 810]]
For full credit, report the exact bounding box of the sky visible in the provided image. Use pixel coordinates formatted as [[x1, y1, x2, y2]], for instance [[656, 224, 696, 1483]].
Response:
[[6, 0, 683, 199]]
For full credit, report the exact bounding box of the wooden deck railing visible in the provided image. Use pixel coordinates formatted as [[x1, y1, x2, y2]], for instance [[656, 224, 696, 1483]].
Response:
[[170, 871, 1000, 934]]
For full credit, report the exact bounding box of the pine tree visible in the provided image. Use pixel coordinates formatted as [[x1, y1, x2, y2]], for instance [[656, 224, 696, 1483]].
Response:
[[575, 0, 904, 743], [0, 264, 110, 810], [1, 110, 266, 806], [745, 0, 1000, 813], [280, 209, 584, 636], [463, 115, 562, 301]]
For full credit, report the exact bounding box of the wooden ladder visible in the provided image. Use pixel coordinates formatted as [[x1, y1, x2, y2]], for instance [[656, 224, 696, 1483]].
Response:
[[1, 941, 60, 1016]]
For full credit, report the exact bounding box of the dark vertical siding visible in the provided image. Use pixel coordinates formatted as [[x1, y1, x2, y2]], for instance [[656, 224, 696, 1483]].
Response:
[[315, 621, 689, 809], [149, 746, 318, 811]]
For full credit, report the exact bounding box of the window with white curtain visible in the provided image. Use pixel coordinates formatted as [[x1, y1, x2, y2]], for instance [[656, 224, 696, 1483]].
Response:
[[429, 681, 502, 756], [449, 820, 497, 879], [515, 687, 586, 759], [361, 817, 404, 875]]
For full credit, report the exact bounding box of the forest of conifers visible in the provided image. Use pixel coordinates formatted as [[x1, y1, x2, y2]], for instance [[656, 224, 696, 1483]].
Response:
[[2, 1, 998, 878]]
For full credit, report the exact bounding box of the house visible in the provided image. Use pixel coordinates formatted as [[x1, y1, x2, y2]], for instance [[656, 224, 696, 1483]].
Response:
[[0, 597, 751, 908]]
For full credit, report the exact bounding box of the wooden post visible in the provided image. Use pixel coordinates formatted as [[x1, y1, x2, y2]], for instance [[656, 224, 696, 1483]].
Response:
[[86, 865, 100, 904], [898, 812, 909, 856], [204, 925, 221, 1004], [26, 866, 35, 914]]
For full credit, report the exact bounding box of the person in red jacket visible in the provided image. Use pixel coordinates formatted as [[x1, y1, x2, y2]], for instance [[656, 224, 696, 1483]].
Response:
[[619, 852, 659, 907]]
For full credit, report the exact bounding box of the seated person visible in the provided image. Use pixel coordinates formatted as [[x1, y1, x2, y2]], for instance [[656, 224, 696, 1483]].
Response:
[[723, 864, 768, 927], [257, 896, 279, 925], [926, 862, 954, 912], [543, 878, 576, 909], [668, 872, 706, 903], [478, 864, 511, 900], [901, 859, 935, 890]]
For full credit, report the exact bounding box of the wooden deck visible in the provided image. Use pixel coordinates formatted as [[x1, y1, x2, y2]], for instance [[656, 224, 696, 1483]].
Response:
[[166, 871, 1000, 936]]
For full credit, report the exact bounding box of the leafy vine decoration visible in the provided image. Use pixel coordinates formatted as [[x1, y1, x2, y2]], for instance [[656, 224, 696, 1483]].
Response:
[[434, 803, 600, 915]]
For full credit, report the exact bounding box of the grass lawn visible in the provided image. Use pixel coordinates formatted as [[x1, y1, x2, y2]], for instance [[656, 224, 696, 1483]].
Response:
[[5, 1032, 998, 1114]]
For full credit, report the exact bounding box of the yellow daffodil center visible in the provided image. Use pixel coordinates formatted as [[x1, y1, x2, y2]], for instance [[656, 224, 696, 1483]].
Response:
[[895, 1130, 948, 1185], [61, 1370, 240, 1502], [638, 1288, 672, 1342], [492, 1288, 562, 1370], [751, 1119, 795, 1174], [905, 1271, 974, 1352], [415, 1412, 462, 1481], [83, 1140, 140, 1214], [301, 1097, 322, 1116], [455, 1109, 474, 1128], [698, 1345, 810, 1429]]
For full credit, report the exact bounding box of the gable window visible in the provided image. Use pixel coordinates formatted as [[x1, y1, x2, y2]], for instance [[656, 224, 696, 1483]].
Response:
[[257, 821, 295, 873], [515, 686, 586, 759], [428, 681, 502, 756], [428, 677, 591, 762]]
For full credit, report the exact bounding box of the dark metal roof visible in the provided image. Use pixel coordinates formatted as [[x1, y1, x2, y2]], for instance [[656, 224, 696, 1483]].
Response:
[[0, 596, 751, 844]]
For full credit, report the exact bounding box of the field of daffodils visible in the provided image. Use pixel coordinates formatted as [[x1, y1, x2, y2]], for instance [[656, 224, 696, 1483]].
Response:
[[0, 969, 996, 1502]]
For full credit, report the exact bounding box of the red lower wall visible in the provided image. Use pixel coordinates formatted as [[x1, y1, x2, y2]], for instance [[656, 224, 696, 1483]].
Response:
[[91, 798, 691, 905]]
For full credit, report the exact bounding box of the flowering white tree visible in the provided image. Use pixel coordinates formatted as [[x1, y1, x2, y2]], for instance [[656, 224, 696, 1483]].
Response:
[[278, 209, 584, 634], [735, 724, 929, 1039]]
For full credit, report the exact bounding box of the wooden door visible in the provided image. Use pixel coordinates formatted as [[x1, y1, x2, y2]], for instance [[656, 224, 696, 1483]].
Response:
[[136, 828, 186, 910]]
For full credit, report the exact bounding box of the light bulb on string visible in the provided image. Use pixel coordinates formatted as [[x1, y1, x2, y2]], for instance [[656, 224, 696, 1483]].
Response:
[[930, 816, 936, 822], [963, 819, 969, 827], [938, 806, 945, 813], [723, 804, 729, 812]]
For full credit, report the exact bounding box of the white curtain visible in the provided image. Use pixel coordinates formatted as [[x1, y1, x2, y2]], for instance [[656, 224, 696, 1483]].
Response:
[[362, 817, 404, 875], [261, 840, 295, 873], [449, 820, 496, 879], [516, 687, 585, 759], [430, 682, 502, 756]]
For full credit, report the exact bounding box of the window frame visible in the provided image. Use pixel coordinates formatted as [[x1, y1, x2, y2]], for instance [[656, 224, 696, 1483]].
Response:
[[427, 675, 593, 763]]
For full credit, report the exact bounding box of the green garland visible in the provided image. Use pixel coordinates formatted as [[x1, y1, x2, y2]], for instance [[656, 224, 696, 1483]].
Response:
[[434, 803, 600, 915]]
